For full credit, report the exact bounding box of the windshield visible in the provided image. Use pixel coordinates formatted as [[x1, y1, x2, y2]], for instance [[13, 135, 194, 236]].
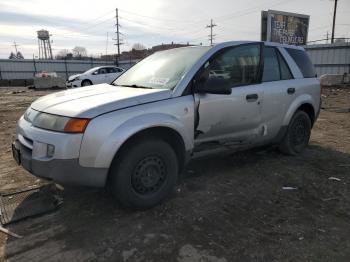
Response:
[[113, 46, 210, 90]]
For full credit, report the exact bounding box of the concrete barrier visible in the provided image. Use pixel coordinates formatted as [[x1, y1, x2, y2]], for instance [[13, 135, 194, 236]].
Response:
[[320, 73, 350, 86], [33, 77, 66, 89], [0, 79, 34, 87]]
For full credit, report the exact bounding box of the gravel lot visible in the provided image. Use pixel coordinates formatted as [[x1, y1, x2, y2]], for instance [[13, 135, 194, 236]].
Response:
[[0, 86, 349, 262]]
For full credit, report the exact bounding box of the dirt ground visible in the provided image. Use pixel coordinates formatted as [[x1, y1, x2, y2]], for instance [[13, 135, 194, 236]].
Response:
[[0, 86, 349, 262]]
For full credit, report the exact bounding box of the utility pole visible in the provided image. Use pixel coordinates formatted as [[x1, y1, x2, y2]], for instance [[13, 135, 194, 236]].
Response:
[[331, 0, 338, 44], [206, 19, 217, 45], [12, 41, 19, 54], [105, 32, 108, 60], [113, 8, 123, 65]]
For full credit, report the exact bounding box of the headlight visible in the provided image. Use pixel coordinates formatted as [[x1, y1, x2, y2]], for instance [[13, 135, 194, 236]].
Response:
[[33, 112, 90, 133], [23, 108, 32, 122]]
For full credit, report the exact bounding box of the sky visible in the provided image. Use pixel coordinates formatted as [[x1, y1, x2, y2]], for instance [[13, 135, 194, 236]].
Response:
[[0, 0, 349, 59]]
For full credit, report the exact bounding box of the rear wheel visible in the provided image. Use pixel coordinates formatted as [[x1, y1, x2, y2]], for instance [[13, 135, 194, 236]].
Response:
[[109, 139, 178, 209], [81, 80, 92, 86], [279, 110, 311, 155]]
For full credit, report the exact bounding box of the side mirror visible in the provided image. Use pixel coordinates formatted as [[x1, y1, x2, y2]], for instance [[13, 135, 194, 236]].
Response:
[[92, 71, 98, 75], [196, 77, 231, 95]]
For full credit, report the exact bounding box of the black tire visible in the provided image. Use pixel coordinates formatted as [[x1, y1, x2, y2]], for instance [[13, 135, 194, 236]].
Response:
[[109, 139, 178, 209], [279, 110, 312, 155], [81, 80, 92, 86]]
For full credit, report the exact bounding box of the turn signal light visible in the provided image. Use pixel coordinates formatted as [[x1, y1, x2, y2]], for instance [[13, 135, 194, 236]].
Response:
[[64, 118, 90, 133]]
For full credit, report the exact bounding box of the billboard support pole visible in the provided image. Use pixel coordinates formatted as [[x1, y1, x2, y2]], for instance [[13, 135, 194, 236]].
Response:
[[331, 0, 338, 44]]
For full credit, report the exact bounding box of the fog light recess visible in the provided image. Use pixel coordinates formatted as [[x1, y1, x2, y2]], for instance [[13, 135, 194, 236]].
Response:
[[47, 144, 55, 157]]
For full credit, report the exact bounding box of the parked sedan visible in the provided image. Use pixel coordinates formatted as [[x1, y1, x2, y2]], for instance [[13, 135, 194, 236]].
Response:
[[66, 66, 124, 88]]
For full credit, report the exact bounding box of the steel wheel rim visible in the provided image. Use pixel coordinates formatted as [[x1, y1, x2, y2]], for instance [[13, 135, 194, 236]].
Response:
[[131, 156, 166, 195], [291, 117, 308, 148]]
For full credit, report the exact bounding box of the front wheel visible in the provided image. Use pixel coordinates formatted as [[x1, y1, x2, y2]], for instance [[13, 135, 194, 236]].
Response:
[[81, 80, 92, 86], [109, 139, 178, 209], [279, 110, 312, 155]]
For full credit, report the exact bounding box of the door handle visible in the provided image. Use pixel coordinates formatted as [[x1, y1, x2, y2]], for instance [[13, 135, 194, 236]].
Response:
[[287, 87, 295, 94], [246, 94, 258, 102]]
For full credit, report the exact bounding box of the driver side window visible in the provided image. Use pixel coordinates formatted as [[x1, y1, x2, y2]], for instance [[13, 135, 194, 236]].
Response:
[[107, 67, 117, 73], [99, 68, 108, 75], [205, 44, 261, 87]]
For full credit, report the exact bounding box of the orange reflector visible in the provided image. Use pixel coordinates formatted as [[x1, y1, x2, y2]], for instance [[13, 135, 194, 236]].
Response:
[[64, 118, 90, 133]]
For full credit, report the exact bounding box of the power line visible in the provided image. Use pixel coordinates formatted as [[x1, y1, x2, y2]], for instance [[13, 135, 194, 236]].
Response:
[[119, 16, 180, 31], [214, 0, 292, 23], [118, 8, 204, 24], [53, 16, 115, 38], [105, 32, 109, 57], [117, 0, 292, 27], [206, 19, 217, 45], [120, 15, 207, 37]]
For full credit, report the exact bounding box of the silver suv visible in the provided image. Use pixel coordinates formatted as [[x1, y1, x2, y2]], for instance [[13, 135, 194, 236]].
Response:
[[13, 41, 321, 208]]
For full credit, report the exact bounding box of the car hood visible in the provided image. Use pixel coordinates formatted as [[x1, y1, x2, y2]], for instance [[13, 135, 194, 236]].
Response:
[[68, 74, 82, 81], [31, 84, 172, 118]]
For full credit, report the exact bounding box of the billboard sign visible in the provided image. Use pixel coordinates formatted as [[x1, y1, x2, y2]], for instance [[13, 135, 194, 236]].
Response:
[[261, 10, 310, 45]]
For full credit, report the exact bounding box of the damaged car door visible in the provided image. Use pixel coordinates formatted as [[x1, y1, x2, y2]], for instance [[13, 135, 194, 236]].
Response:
[[194, 43, 264, 146]]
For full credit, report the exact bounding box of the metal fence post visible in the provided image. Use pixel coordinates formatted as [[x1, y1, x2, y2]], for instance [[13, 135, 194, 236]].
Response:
[[64, 58, 68, 80], [33, 56, 37, 77], [0, 64, 2, 80]]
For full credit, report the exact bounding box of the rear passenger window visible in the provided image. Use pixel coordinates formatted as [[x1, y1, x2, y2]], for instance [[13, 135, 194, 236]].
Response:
[[262, 47, 280, 82], [277, 51, 293, 80], [263, 47, 293, 82], [107, 68, 117, 73], [286, 48, 315, 78]]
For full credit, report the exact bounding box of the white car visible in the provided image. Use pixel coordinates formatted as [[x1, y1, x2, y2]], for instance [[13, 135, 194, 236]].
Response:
[[66, 66, 124, 88]]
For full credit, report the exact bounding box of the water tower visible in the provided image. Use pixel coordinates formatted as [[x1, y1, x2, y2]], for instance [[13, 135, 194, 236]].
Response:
[[37, 29, 53, 59]]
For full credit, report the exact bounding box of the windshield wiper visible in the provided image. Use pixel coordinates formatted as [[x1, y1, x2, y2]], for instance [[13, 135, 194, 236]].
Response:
[[111, 83, 153, 89]]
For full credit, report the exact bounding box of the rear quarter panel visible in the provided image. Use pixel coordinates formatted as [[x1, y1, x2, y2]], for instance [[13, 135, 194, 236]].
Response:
[[282, 78, 320, 126]]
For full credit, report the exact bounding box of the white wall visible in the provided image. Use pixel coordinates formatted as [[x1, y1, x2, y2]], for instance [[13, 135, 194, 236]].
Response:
[[0, 59, 137, 80], [304, 43, 350, 76]]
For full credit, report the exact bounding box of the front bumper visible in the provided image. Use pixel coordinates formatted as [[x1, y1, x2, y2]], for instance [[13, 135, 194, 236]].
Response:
[[13, 116, 108, 187], [66, 80, 81, 88]]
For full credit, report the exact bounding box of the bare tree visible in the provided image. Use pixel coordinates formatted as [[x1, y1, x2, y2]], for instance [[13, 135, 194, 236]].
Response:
[[72, 46, 87, 58], [55, 49, 69, 59], [16, 51, 24, 59], [9, 51, 24, 59], [55, 49, 73, 60], [9, 52, 16, 59], [132, 43, 146, 51]]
